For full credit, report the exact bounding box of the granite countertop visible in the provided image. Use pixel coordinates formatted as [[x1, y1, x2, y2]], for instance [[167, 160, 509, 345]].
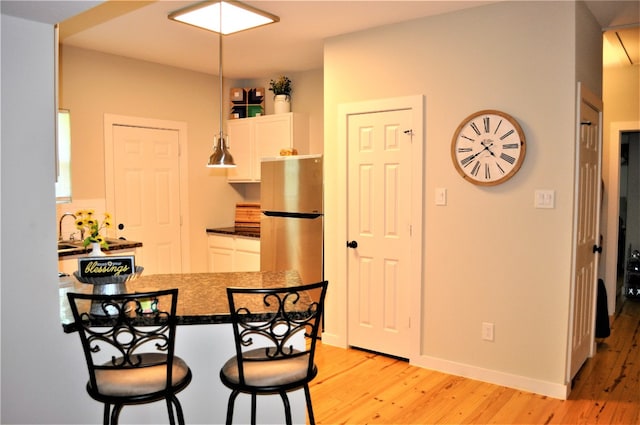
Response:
[[58, 238, 143, 258], [207, 227, 260, 238], [59, 270, 301, 332]]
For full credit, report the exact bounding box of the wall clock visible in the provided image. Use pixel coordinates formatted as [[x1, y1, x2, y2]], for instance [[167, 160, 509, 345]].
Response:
[[451, 109, 526, 186]]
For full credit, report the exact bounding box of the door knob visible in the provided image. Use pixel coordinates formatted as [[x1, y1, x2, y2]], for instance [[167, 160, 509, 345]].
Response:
[[347, 240, 358, 249]]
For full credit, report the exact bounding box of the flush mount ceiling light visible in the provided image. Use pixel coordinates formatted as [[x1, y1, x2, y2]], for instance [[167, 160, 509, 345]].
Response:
[[168, 0, 279, 35]]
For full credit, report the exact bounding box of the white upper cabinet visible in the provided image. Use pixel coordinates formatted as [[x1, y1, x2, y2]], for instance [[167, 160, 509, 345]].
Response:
[[226, 112, 309, 182]]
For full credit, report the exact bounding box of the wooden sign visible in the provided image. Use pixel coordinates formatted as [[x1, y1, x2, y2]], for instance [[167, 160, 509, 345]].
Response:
[[78, 256, 136, 278]]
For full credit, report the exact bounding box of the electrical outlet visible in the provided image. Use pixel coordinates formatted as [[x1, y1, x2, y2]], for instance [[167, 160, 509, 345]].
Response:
[[482, 322, 495, 342]]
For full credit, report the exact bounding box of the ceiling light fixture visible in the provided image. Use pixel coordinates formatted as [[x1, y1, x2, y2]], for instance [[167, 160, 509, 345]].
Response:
[[169, 1, 278, 168], [168, 0, 279, 35]]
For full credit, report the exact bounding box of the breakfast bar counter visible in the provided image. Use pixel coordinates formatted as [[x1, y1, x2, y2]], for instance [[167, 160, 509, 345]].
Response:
[[59, 270, 302, 332], [59, 270, 307, 424]]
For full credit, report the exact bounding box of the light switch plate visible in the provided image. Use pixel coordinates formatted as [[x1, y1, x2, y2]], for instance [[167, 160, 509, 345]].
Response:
[[535, 190, 555, 209], [435, 188, 447, 206]]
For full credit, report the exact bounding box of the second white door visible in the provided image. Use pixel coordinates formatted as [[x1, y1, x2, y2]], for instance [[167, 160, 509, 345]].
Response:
[[347, 108, 415, 358]]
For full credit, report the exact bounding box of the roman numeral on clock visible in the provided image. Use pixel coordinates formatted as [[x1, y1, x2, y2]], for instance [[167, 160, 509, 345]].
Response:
[[494, 119, 503, 134], [485, 163, 491, 179], [461, 154, 476, 166], [503, 143, 519, 149], [457, 147, 472, 153], [500, 129, 515, 140], [471, 161, 481, 176], [483, 117, 490, 133], [470, 122, 481, 136], [500, 153, 516, 164]]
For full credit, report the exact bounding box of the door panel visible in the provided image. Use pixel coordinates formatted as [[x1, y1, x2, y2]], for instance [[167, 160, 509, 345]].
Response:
[[112, 125, 182, 275], [569, 85, 602, 381], [347, 109, 413, 358]]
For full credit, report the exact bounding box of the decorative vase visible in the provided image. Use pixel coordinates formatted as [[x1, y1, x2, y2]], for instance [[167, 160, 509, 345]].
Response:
[[274, 94, 291, 114], [88, 242, 106, 257]]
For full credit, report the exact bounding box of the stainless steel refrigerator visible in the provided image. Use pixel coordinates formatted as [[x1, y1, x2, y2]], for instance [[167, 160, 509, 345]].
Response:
[[260, 155, 323, 284]]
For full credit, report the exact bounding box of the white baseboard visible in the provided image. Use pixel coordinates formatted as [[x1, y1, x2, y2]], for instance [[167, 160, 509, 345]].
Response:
[[320, 331, 347, 348], [410, 354, 570, 400]]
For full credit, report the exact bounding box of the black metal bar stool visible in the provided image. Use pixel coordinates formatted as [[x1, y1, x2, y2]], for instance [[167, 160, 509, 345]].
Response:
[[67, 288, 192, 425], [220, 281, 328, 425]]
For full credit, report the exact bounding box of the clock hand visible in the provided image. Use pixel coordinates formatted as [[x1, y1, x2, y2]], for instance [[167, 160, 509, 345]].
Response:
[[481, 141, 497, 157], [462, 141, 495, 167]]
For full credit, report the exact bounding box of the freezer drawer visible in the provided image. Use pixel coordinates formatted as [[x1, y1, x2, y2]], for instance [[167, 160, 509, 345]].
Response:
[[260, 214, 323, 284]]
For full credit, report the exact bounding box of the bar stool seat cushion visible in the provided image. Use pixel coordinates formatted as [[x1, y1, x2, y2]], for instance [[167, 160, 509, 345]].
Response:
[[93, 353, 190, 397], [221, 349, 312, 387]]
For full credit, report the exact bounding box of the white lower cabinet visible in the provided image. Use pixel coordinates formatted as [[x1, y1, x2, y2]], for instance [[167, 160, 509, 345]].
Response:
[[207, 234, 260, 272]]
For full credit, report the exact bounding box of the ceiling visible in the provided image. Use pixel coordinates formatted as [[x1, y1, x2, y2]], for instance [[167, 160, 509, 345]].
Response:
[[6, 1, 640, 78]]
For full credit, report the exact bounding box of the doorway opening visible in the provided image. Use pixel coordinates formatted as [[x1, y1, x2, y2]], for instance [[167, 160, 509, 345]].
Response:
[[617, 130, 640, 309]]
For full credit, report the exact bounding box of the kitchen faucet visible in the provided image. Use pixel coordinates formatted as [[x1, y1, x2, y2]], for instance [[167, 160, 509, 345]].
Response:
[[58, 212, 80, 241]]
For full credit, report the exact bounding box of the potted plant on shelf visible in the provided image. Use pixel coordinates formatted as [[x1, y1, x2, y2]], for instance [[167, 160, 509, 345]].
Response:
[[269, 75, 292, 114]]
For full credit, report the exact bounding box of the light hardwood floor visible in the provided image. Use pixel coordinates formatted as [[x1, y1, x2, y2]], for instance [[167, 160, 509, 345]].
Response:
[[311, 300, 640, 424]]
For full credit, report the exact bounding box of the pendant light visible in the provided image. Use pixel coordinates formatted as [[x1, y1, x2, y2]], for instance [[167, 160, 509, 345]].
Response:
[[168, 1, 279, 168], [207, 22, 235, 168]]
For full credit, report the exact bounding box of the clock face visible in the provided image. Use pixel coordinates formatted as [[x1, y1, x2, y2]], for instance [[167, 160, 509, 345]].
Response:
[[451, 110, 526, 186]]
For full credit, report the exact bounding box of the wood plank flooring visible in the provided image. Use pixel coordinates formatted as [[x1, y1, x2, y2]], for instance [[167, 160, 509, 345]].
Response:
[[311, 300, 640, 424]]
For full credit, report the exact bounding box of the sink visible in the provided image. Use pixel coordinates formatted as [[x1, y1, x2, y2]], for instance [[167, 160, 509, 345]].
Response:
[[57, 241, 83, 250]]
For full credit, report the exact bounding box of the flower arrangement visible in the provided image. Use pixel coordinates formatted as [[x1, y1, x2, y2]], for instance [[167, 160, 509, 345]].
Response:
[[268, 75, 292, 97], [75, 209, 112, 248]]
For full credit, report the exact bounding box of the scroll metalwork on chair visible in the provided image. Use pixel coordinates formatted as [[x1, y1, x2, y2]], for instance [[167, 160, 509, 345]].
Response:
[[66, 288, 192, 425], [220, 281, 328, 425]]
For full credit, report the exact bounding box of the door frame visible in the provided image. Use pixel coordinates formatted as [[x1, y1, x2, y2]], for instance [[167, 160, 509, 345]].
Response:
[[604, 120, 640, 314], [104, 113, 191, 273], [334, 95, 424, 361]]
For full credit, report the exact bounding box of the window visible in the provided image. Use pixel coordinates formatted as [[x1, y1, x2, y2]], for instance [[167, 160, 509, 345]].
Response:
[[56, 109, 72, 203]]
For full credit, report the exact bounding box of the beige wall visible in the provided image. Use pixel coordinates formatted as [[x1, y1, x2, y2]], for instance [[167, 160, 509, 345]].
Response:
[[59, 46, 323, 271], [323, 0, 601, 397], [604, 66, 640, 123]]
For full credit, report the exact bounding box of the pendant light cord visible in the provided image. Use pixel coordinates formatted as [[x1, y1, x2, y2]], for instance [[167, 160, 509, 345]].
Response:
[[218, 6, 224, 144]]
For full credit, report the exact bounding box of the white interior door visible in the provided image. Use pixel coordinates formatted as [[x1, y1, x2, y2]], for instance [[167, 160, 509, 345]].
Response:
[[569, 84, 603, 381], [111, 124, 183, 275], [347, 108, 414, 358]]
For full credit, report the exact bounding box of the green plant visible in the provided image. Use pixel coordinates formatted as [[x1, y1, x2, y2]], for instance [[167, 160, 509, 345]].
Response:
[[75, 209, 112, 248], [268, 75, 292, 97]]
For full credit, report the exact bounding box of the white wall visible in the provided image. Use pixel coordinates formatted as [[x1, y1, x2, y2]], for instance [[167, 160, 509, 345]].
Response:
[[322, 1, 601, 398], [0, 12, 99, 424]]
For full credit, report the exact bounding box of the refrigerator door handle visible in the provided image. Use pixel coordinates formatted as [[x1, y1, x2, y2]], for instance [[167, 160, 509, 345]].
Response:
[[263, 211, 322, 219]]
